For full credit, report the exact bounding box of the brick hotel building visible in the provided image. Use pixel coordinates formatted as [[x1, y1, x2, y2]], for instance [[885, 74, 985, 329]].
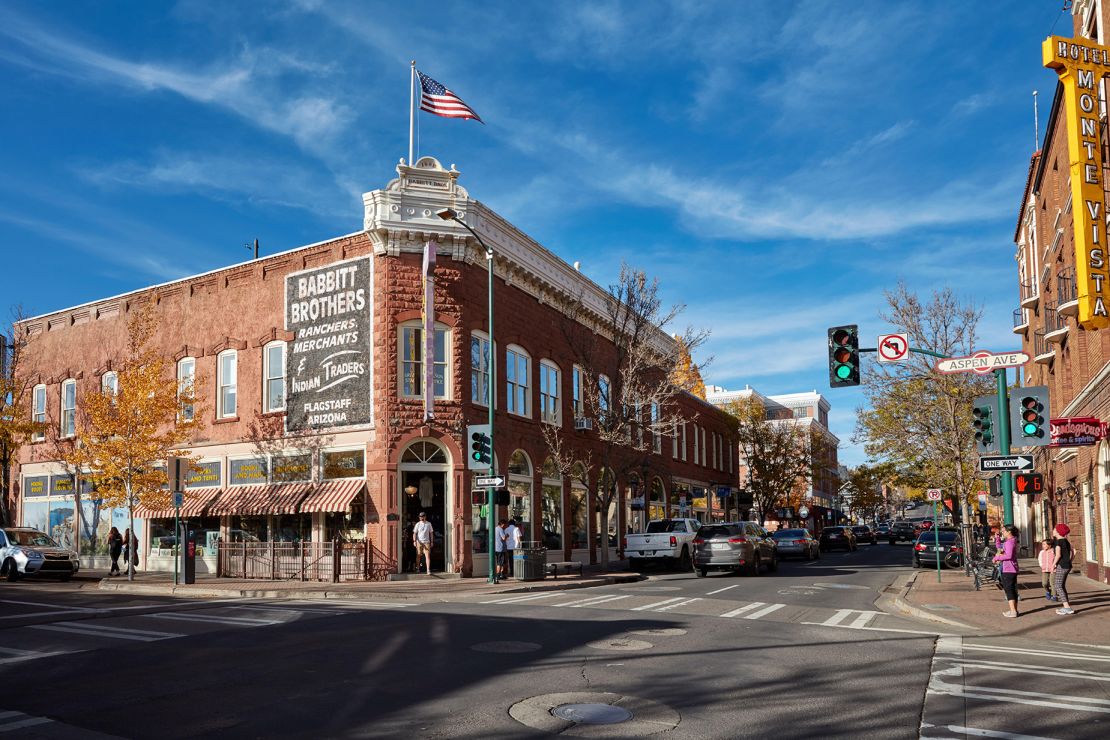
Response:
[[8, 157, 740, 577]]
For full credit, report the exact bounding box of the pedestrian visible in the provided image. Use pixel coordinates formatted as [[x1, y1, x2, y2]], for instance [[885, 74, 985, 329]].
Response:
[[1038, 538, 1058, 601], [504, 518, 521, 579], [1052, 524, 1075, 615], [494, 519, 507, 581], [992, 525, 1021, 618], [413, 511, 434, 576], [122, 528, 140, 575], [107, 526, 123, 576]]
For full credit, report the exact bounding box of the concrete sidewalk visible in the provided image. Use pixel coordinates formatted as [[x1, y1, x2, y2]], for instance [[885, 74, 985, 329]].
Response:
[[91, 568, 641, 601], [896, 558, 1110, 643]]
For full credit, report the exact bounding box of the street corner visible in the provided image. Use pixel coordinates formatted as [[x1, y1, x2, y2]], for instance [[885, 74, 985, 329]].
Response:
[[876, 572, 975, 631]]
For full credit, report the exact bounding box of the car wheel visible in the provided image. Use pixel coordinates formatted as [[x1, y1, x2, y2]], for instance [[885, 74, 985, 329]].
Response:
[[696, 567, 708, 578], [3, 559, 18, 582], [768, 553, 778, 572], [679, 547, 692, 571]]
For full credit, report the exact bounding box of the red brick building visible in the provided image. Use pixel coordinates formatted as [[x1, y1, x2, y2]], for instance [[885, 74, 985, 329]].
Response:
[[9, 157, 739, 577]]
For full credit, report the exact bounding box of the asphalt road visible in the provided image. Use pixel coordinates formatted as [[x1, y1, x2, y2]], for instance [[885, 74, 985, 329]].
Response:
[[0, 542, 1105, 738]]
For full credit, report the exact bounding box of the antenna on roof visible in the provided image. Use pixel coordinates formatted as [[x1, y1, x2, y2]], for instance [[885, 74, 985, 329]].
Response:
[[245, 239, 260, 260]]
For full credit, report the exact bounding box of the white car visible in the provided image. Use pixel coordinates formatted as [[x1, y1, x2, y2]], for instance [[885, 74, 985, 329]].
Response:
[[0, 527, 80, 581]]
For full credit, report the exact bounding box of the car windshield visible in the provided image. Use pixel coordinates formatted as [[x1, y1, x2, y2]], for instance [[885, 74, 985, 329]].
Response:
[[773, 529, 807, 539], [646, 520, 687, 533], [4, 529, 58, 547], [852, 526, 870, 532], [697, 526, 733, 539]]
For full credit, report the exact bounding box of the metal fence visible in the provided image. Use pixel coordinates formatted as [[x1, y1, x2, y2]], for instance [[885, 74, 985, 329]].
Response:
[[216, 540, 396, 582]]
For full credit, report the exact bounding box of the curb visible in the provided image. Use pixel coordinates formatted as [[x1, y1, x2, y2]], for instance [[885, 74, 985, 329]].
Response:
[[874, 572, 974, 630]]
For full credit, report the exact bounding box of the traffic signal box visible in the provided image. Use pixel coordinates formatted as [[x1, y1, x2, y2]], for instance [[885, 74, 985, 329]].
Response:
[[827, 325, 860, 388], [971, 394, 998, 454], [1013, 472, 1044, 495], [1009, 385, 1050, 447], [467, 424, 492, 470]]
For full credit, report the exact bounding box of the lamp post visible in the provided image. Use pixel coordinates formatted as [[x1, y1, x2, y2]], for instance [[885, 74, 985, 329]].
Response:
[[437, 207, 497, 583]]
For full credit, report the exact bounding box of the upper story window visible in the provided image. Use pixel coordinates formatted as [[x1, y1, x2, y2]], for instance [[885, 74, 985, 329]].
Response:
[[539, 361, 560, 425], [793, 407, 806, 418], [263, 341, 286, 413], [471, 331, 491, 407], [651, 403, 661, 454], [681, 422, 688, 461], [572, 366, 584, 418], [60, 379, 76, 438], [101, 371, 118, 397], [400, 322, 449, 399], [177, 358, 196, 422], [598, 375, 611, 422], [693, 424, 699, 465], [506, 345, 531, 417], [701, 427, 708, 466], [218, 350, 237, 419], [31, 384, 46, 442], [671, 421, 678, 458]]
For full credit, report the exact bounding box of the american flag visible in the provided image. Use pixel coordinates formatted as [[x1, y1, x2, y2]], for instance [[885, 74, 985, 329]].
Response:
[[418, 70, 483, 123]]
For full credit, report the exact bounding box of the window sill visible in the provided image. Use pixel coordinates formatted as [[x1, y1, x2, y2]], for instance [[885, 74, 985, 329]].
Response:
[[213, 416, 240, 425], [258, 410, 287, 418], [508, 412, 532, 420]]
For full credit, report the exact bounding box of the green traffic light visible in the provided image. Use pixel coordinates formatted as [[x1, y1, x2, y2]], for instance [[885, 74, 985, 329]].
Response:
[[1023, 422, 1038, 436], [835, 364, 851, 380]]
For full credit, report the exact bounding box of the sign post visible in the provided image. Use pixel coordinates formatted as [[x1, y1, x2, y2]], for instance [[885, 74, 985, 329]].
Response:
[[926, 489, 943, 582]]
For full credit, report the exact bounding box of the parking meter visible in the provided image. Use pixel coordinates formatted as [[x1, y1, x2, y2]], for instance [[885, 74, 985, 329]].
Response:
[[180, 522, 196, 585]]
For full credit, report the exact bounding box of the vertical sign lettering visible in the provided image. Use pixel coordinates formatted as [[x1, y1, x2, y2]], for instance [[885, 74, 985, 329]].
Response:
[[422, 240, 437, 422]]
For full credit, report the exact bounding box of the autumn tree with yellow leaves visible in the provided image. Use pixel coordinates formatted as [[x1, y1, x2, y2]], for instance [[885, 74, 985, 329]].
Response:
[[671, 336, 706, 399], [63, 305, 201, 579], [0, 309, 43, 527]]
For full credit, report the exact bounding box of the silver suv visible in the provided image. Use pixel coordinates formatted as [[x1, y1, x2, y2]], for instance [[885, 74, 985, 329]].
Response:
[[693, 522, 778, 577], [0, 527, 80, 581]]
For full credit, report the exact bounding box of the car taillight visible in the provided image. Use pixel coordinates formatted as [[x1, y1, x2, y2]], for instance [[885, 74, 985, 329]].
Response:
[[693, 538, 704, 545], [670, 536, 677, 547], [728, 537, 747, 544], [914, 543, 927, 551], [951, 546, 963, 552]]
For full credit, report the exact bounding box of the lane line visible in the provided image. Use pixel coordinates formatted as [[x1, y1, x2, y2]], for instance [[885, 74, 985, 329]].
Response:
[[720, 602, 765, 618], [0, 609, 91, 621], [551, 594, 626, 608], [743, 603, 786, 620], [566, 595, 632, 609], [945, 725, 1056, 739], [44, 621, 183, 638], [654, 598, 701, 612], [823, 609, 853, 627], [143, 613, 280, 627], [956, 660, 1110, 682], [480, 593, 561, 605], [963, 643, 1110, 664], [705, 584, 740, 596], [0, 716, 52, 733], [29, 624, 179, 642], [800, 621, 949, 636], [0, 650, 73, 665], [631, 597, 686, 611], [0, 599, 96, 612]]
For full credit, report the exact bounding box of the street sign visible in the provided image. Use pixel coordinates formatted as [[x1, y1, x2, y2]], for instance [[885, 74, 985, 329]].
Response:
[[474, 475, 505, 488], [977, 454, 1035, 472], [876, 333, 909, 363], [173, 491, 184, 508], [926, 488, 942, 501], [935, 350, 1030, 375]]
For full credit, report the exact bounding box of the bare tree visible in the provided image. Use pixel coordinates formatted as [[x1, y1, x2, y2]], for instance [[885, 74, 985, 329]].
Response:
[[542, 263, 708, 568], [0, 307, 43, 528]]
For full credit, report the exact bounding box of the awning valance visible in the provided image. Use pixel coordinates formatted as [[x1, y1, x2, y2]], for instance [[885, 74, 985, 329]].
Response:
[[299, 479, 365, 514], [135, 487, 221, 519], [208, 483, 312, 516]]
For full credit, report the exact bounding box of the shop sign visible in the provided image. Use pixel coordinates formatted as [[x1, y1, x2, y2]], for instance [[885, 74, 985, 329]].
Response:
[[49, 474, 75, 496], [271, 454, 312, 483], [186, 461, 221, 488], [1050, 416, 1103, 447], [285, 256, 372, 432], [1044, 36, 1110, 329], [322, 449, 365, 480], [23, 475, 49, 497], [230, 457, 269, 486]]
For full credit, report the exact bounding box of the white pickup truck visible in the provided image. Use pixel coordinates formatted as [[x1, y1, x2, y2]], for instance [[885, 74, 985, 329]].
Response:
[[624, 518, 701, 570]]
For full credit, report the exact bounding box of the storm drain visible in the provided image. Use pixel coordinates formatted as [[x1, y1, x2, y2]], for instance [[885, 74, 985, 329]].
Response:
[[552, 703, 633, 725], [509, 692, 680, 736]]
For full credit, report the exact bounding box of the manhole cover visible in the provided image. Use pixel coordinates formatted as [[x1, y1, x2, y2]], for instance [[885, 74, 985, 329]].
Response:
[[470, 641, 542, 653], [630, 628, 686, 636], [552, 703, 633, 725], [586, 638, 653, 651]]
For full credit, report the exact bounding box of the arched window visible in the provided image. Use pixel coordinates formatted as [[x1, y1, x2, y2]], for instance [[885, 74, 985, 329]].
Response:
[[542, 458, 562, 551], [263, 341, 286, 413], [399, 320, 450, 399], [217, 350, 237, 418], [508, 450, 533, 534], [101, 371, 118, 397], [506, 345, 531, 417], [401, 440, 448, 465], [569, 463, 589, 551]]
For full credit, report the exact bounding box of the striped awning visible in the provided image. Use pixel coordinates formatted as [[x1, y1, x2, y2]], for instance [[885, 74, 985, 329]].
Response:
[[135, 487, 221, 519], [299, 479, 365, 514], [208, 483, 313, 516]]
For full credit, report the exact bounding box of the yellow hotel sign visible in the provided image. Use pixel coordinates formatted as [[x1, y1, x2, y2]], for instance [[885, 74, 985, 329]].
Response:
[[1044, 36, 1110, 329]]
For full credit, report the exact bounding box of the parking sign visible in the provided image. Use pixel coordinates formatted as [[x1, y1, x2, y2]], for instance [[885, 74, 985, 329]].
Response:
[[926, 489, 942, 501]]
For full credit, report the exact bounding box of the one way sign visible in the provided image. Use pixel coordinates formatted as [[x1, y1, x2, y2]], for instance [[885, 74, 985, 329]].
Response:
[[978, 455, 1035, 473]]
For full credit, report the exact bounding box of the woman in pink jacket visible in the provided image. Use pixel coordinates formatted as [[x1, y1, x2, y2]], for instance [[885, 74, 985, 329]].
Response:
[[993, 525, 1021, 618]]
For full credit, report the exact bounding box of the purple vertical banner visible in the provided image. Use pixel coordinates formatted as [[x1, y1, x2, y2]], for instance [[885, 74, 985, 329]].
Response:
[[422, 240, 437, 421]]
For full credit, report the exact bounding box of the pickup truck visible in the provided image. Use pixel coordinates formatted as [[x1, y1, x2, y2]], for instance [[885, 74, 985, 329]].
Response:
[[624, 518, 701, 570]]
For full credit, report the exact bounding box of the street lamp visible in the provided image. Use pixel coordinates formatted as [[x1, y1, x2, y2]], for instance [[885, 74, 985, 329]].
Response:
[[436, 207, 497, 583]]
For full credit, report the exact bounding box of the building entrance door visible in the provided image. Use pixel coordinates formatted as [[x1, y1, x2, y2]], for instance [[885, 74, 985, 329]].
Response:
[[398, 440, 452, 574]]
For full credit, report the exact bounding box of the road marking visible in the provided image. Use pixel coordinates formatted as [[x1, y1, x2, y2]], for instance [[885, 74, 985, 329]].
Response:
[[0, 609, 91, 621], [0, 647, 74, 665], [943, 726, 1056, 739], [0, 599, 96, 612], [552, 594, 628, 608], [631, 597, 686, 611], [654, 598, 701, 612], [801, 622, 949, 636], [956, 659, 1110, 682], [29, 622, 183, 642], [823, 609, 854, 627], [720, 602, 766, 618], [480, 593, 561, 605], [849, 611, 879, 628], [705, 584, 740, 595], [564, 595, 632, 609], [962, 643, 1110, 664], [307, 600, 417, 608], [743, 603, 786, 620], [228, 604, 338, 615], [0, 713, 52, 733], [143, 612, 280, 627]]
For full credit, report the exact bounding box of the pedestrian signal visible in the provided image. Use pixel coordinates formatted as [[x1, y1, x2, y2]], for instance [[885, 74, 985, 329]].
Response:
[[1013, 472, 1044, 495]]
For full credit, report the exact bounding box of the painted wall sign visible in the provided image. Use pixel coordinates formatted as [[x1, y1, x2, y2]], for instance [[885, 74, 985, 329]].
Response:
[[186, 461, 222, 488], [321, 449, 365, 480], [23, 475, 49, 497], [229, 457, 269, 486], [50, 474, 76, 496], [271, 454, 312, 483], [1050, 416, 1103, 447], [285, 256, 372, 432], [1044, 36, 1110, 329]]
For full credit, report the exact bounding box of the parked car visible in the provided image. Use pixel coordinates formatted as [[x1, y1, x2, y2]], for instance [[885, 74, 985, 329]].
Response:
[[912, 528, 963, 568], [771, 528, 820, 560], [851, 525, 878, 545], [888, 521, 917, 544], [875, 523, 891, 538], [819, 526, 857, 552], [692, 522, 777, 577], [624, 518, 700, 570], [0, 527, 80, 581]]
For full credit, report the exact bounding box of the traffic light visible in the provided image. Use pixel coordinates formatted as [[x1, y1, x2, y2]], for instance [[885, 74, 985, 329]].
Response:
[[827, 325, 860, 388], [1009, 385, 1050, 447], [467, 424, 492, 470], [1013, 472, 1044, 495], [971, 394, 997, 454]]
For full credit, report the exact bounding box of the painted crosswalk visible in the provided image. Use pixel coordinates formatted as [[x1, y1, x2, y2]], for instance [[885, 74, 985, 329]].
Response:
[[29, 621, 185, 642], [0, 710, 52, 734]]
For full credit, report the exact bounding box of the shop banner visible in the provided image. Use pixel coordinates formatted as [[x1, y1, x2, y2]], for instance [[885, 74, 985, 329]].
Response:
[[23, 475, 49, 497], [230, 457, 268, 486], [50, 474, 76, 497], [285, 256, 372, 432], [1050, 416, 1103, 447], [186, 461, 221, 488], [271, 454, 312, 483]]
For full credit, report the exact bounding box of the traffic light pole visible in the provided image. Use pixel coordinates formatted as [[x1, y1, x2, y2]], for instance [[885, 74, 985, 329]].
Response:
[[995, 368, 1013, 527], [486, 246, 496, 583]]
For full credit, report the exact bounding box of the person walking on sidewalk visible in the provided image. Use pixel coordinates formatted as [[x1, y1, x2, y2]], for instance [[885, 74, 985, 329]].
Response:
[[993, 525, 1021, 618], [1052, 523, 1075, 615], [504, 518, 521, 579], [107, 526, 123, 576], [1038, 538, 1058, 601], [413, 511, 434, 575], [494, 519, 508, 582]]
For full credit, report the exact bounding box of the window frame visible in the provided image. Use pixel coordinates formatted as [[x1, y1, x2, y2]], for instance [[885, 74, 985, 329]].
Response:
[[31, 384, 46, 442], [398, 320, 451, 400], [470, 330, 492, 408], [217, 349, 238, 419], [681, 422, 688, 461], [177, 357, 196, 423], [539, 360, 561, 426], [571, 365, 584, 419], [651, 402, 661, 454], [506, 344, 531, 418], [262, 341, 287, 414], [60, 378, 76, 438], [101, 371, 118, 397], [598, 374, 611, 422]]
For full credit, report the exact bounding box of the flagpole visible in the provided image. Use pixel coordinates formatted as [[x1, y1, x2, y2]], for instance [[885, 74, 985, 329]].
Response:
[[409, 61, 416, 166]]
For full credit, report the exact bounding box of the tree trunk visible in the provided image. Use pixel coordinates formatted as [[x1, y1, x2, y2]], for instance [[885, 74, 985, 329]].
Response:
[[127, 484, 135, 582]]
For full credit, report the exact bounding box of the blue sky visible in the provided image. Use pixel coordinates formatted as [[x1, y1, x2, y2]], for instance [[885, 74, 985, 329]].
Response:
[[0, 1, 1068, 464]]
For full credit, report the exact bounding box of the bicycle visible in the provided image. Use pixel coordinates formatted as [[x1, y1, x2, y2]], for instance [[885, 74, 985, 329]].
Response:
[[969, 544, 1001, 591]]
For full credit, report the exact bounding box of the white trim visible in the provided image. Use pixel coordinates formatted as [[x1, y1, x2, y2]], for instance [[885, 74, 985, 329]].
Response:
[[217, 350, 237, 419], [177, 357, 196, 423], [539, 359, 561, 426], [59, 378, 76, 439], [506, 344, 531, 418], [31, 384, 46, 442], [262, 341, 287, 413]]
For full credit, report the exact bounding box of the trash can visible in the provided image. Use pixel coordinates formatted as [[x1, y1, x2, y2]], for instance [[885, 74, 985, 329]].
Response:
[[513, 543, 547, 581]]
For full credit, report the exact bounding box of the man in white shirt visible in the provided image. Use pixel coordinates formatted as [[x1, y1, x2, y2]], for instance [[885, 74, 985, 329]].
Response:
[[504, 518, 521, 578], [494, 519, 508, 581], [413, 512, 434, 575]]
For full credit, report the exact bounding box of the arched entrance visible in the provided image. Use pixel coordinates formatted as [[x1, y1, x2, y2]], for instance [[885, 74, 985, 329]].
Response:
[[398, 440, 452, 573]]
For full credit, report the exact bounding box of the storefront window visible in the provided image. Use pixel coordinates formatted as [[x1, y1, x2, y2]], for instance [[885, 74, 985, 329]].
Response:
[[325, 500, 364, 542], [230, 516, 268, 543], [649, 478, 666, 521], [322, 449, 365, 480], [274, 514, 312, 542], [271, 453, 312, 483], [569, 485, 588, 550], [508, 450, 532, 537], [542, 485, 562, 550]]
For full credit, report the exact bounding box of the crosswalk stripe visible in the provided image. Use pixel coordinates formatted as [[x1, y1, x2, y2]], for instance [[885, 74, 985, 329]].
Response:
[[144, 612, 280, 627], [631, 597, 686, 611], [552, 594, 625, 608], [706, 584, 740, 596], [720, 602, 765, 618], [564, 595, 631, 608], [655, 598, 701, 612], [0, 649, 73, 664], [849, 611, 878, 628], [29, 624, 181, 642], [0, 715, 52, 733], [481, 593, 560, 605], [963, 644, 1110, 664], [743, 603, 786, 620], [823, 609, 853, 627]]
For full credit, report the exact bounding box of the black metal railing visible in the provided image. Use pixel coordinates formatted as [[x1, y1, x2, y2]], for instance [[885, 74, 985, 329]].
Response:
[[1044, 304, 1063, 334], [1020, 279, 1039, 303], [1013, 308, 1027, 328], [216, 539, 397, 582], [1057, 267, 1077, 305], [1034, 328, 1051, 359]]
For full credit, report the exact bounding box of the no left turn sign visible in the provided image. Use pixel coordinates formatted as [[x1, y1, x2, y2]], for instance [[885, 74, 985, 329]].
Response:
[[877, 333, 909, 363]]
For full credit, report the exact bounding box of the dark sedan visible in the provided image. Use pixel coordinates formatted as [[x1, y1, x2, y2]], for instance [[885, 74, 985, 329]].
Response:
[[851, 525, 878, 545], [912, 528, 963, 568], [819, 526, 857, 552], [771, 528, 820, 560]]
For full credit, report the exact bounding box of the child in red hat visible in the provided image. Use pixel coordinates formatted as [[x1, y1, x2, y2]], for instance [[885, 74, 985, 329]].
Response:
[[1052, 523, 1074, 615]]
